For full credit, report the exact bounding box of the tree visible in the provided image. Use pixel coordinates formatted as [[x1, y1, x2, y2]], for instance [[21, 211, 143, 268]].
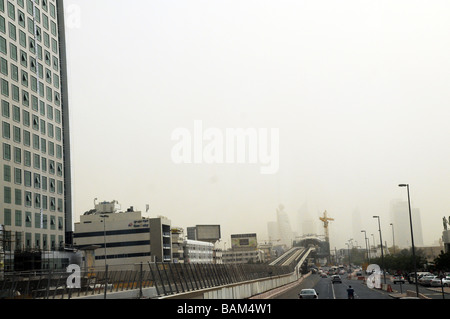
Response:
[[433, 250, 450, 272], [369, 248, 427, 274]]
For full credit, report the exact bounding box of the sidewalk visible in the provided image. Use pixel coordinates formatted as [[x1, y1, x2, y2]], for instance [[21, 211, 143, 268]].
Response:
[[389, 287, 450, 299]]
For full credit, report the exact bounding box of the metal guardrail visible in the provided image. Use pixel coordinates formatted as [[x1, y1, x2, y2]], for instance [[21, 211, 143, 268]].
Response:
[[0, 262, 295, 299]]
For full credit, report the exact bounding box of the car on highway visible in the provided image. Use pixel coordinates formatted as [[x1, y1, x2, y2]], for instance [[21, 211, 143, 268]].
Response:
[[430, 276, 450, 287], [391, 275, 405, 284], [320, 273, 328, 278], [331, 275, 342, 284], [298, 289, 319, 299]]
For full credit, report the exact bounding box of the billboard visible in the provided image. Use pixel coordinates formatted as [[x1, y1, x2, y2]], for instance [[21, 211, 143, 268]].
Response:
[[196, 225, 221, 242], [231, 233, 257, 250]]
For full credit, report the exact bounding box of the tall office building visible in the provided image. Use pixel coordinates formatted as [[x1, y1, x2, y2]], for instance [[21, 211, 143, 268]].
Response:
[[351, 208, 362, 244], [297, 202, 317, 236], [390, 199, 424, 248], [0, 0, 72, 258], [276, 205, 293, 247]]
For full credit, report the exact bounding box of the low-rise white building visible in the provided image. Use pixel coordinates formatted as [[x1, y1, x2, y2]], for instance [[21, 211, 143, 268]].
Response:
[[222, 249, 264, 264], [73, 200, 171, 270], [184, 239, 214, 263]]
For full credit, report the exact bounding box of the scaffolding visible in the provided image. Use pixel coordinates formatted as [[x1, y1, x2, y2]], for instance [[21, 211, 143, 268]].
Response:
[[0, 225, 73, 273]]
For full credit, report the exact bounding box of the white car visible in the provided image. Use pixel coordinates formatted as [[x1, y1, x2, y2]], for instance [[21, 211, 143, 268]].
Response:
[[331, 275, 342, 284], [419, 275, 437, 286], [298, 288, 319, 299], [430, 276, 450, 287], [391, 275, 406, 284]]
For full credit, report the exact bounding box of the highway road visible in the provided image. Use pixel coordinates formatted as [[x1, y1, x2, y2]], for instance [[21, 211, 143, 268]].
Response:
[[273, 274, 449, 299], [275, 274, 391, 299]]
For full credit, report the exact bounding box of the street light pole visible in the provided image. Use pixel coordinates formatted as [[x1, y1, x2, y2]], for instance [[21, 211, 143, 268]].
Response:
[[361, 230, 370, 263], [390, 223, 396, 255], [373, 216, 386, 284], [371, 234, 375, 258], [345, 242, 351, 266], [399, 183, 419, 297]]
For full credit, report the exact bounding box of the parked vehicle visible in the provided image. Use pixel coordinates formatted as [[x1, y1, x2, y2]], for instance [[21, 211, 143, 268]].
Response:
[[419, 275, 437, 286], [298, 289, 319, 299], [408, 272, 431, 284], [430, 276, 450, 287]]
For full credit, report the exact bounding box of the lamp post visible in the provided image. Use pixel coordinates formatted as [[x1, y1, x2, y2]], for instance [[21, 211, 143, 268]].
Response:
[[398, 183, 419, 297], [345, 242, 351, 267], [390, 223, 396, 255], [371, 233, 375, 257], [373, 216, 386, 284], [361, 230, 370, 263]]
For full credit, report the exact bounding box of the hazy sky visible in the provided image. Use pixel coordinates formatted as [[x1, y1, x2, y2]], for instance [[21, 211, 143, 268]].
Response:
[[64, 0, 450, 249]]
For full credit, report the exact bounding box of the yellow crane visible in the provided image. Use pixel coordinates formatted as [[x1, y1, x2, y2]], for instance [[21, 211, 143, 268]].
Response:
[[319, 210, 334, 243]]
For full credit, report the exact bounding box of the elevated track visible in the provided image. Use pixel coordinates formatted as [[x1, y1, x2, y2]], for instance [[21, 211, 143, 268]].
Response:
[[269, 246, 313, 268]]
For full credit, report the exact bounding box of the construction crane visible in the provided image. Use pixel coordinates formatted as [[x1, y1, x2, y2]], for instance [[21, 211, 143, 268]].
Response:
[[319, 210, 334, 244], [319, 210, 334, 265]]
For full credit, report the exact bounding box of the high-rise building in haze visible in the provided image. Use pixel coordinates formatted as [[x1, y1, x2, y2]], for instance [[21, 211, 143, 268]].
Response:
[[276, 204, 293, 247], [266, 205, 294, 247], [267, 221, 279, 243], [0, 0, 72, 256], [352, 208, 362, 244], [389, 199, 424, 248], [297, 202, 317, 236]]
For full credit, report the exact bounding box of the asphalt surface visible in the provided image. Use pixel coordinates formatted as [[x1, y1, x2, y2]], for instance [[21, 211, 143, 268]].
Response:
[[274, 274, 391, 299], [271, 273, 450, 299]]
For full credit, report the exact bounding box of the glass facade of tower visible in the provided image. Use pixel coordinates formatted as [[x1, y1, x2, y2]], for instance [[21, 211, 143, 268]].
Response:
[[0, 0, 71, 258]]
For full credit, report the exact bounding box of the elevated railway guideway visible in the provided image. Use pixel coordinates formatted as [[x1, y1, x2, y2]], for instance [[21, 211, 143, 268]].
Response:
[[269, 246, 313, 269], [269, 247, 299, 266], [293, 247, 313, 274]]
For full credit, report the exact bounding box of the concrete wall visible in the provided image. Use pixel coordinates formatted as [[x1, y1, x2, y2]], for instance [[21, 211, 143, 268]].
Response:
[[160, 272, 299, 299], [69, 272, 298, 299], [71, 287, 159, 299]]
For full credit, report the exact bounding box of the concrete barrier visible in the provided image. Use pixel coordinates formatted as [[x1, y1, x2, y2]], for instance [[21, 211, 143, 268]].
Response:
[[68, 271, 301, 299], [406, 290, 431, 299], [160, 272, 300, 299], [70, 286, 158, 299]]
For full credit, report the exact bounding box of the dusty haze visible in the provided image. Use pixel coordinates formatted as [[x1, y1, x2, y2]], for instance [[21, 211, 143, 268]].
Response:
[[65, 0, 450, 249]]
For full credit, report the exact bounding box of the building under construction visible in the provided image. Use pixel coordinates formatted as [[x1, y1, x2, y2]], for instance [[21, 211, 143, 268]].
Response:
[[0, 226, 80, 274]]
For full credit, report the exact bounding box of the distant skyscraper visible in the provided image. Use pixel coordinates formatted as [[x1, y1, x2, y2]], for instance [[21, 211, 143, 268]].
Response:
[[276, 204, 293, 247], [352, 208, 362, 243], [390, 199, 424, 248], [267, 221, 279, 243], [0, 0, 72, 253], [297, 202, 317, 236]]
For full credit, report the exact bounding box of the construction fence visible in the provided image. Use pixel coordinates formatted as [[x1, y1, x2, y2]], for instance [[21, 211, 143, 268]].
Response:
[[0, 262, 295, 299]]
